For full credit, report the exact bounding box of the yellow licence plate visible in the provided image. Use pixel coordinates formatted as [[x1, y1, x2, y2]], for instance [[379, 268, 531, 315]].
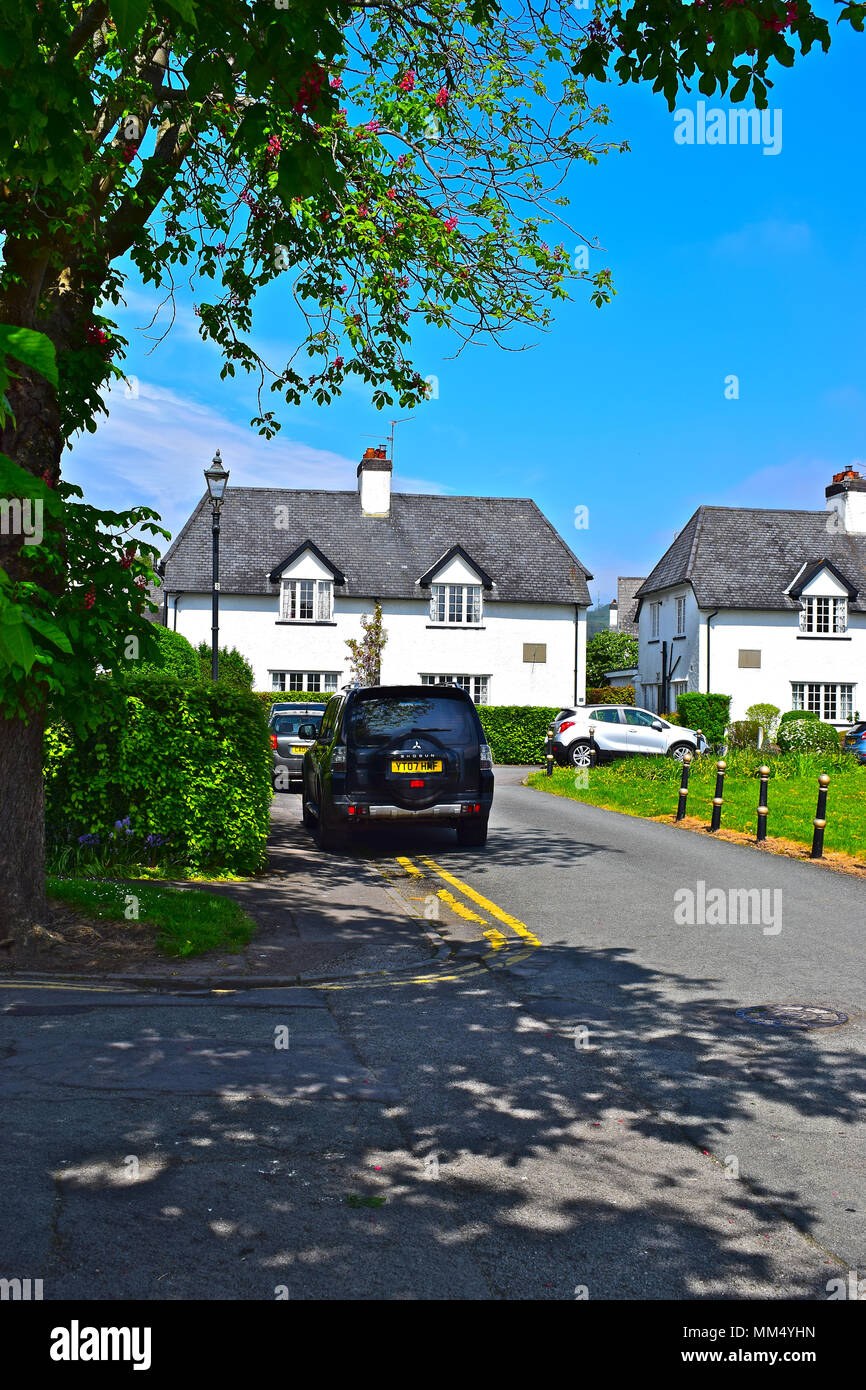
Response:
[[391, 760, 442, 774], [291, 745, 307, 755]]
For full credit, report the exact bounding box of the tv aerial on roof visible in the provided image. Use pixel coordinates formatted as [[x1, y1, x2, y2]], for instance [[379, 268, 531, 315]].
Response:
[[361, 416, 415, 472]]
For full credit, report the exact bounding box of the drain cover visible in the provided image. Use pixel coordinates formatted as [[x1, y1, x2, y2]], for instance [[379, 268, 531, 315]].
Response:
[[736, 1005, 849, 1030]]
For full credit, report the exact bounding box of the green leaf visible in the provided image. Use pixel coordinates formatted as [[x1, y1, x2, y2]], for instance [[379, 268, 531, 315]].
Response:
[[23, 610, 74, 655], [163, 0, 198, 21], [0, 326, 58, 387], [0, 616, 37, 674], [109, 0, 151, 47]]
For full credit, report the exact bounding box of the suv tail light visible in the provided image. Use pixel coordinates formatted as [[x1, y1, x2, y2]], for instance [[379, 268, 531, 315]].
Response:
[[331, 745, 346, 769], [558, 721, 574, 734], [479, 743, 493, 771], [269, 733, 277, 750]]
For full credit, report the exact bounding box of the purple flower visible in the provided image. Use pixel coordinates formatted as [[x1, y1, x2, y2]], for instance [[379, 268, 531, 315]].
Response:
[[78, 833, 100, 847], [145, 833, 166, 848]]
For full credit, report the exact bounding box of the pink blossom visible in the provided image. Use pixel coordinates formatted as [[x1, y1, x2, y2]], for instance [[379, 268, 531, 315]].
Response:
[[399, 70, 416, 92], [435, 88, 449, 107], [444, 215, 458, 232], [333, 356, 344, 369], [397, 153, 409, 168], [366, 119, 380, 133], [386, 188, 397, 200], [330, 75, 342, 89]]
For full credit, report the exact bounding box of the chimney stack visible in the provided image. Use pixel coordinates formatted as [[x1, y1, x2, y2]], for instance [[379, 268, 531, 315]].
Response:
[[826, 466, 866, 534], [358, 444, 392, 516]]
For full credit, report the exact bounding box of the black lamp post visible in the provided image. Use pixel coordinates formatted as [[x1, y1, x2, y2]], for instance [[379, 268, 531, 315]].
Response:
[[203, 449, 229, 682]]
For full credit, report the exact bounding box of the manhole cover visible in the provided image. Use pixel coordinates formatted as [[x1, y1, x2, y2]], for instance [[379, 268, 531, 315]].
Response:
[[736, 1005, 849, 1030]]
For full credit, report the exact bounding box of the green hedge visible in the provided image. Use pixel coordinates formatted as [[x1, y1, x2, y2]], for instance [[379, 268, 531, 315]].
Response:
[[779, 709, 820, 727], [45, 673, 272, 874], [727, 719, 760, 749], [676, 692, 732, 744], [253, 690, 333, 714], [477, 705, 558, 764], [586, 686, 634, 705]]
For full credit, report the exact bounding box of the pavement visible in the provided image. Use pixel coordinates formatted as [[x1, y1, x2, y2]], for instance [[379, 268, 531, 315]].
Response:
[[0, 769, 863, 1300]]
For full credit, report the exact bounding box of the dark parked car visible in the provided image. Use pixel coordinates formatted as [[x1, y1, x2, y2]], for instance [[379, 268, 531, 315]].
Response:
[[270, 703, 328, 791], [843, 722, 866, 763], [302, 684, 494, 850]]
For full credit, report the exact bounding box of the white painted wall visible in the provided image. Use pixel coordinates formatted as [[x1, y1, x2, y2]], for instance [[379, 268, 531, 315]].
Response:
[[636, 588, 865, 724], [636, 585, 701, 711], [169, 591, 584, 706]]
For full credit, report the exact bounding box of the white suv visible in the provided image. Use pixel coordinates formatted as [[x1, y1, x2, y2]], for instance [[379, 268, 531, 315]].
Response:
[[553, 705, 707, 768]]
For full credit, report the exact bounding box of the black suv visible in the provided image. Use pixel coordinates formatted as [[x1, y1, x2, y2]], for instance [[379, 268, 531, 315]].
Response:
[[302, 684, 494, 850]]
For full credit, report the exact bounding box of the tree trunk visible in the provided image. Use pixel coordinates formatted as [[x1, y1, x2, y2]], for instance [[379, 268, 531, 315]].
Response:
[[0, 707, 47, 942], [0, 277, 75, 944]]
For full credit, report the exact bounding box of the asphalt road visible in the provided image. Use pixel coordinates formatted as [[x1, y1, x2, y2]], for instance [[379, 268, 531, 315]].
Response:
[[0, 770, 863, 1301]]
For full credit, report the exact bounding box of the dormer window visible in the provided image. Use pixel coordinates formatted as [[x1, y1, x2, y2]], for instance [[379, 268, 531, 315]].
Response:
[[800, 596, 847, 634], [281, 578, 333, 622], [430, 583, 482, 625]]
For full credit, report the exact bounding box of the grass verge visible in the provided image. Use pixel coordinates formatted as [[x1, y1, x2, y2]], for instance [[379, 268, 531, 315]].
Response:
[[526, 750, 866, 859], [46, 877, 255, 958]]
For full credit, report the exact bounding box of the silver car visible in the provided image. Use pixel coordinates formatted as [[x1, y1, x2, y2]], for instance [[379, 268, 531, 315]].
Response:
[[270, 703, 328, 791], [553, 705, 707, 768]]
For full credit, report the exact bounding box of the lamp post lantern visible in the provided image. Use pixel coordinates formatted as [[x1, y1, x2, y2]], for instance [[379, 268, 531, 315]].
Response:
[[204, 449, 229, 682]]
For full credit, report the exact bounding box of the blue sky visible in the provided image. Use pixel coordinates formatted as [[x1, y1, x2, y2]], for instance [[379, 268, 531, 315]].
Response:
[[68, 23, 866, 605]]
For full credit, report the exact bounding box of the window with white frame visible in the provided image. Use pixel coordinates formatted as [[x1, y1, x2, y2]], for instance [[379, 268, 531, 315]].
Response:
[[280, 578, 333, 622], [675, 597, 686, 635], [429, 584, 482, 625], [421, 673, 490, 705], [799, 596, 847, 634], [271, 671, 340, 693], [791, 681, 854, 722], [650, 602, 660, 639]]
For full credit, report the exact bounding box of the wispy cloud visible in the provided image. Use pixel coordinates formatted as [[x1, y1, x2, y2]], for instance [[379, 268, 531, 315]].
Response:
[[65, 380, 446, 540], [711, 219, 812, 259]]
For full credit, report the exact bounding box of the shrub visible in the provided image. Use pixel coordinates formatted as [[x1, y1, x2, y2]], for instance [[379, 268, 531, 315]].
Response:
[[45, 672, 272, 874], [195, 642, 254, 689], [745, 703, 781, 745], [586, 686, 634, 705], [662, 712, 681, 725], [676, 692, 731, 745], [727, 719, 760, 749], [477, 705, 558, 764], [253, 690, 332, 715], [777, 717, 841, 755], [779, 709, 819, 727], [138, 626, 200, 683]]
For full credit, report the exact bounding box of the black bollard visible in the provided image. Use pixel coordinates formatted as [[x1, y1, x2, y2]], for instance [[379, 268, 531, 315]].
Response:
[[588, 724, 598, 768], [810, 774, 830, 859], [756, 765, 770, 842], [676, 751, 692, 821], [546, 723, 554, 777], [709, 759, 726, 832]]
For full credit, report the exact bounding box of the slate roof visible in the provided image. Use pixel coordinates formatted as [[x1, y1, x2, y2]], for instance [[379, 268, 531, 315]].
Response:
[[161, 488, 592, 606], [636, 506, 866, 612]]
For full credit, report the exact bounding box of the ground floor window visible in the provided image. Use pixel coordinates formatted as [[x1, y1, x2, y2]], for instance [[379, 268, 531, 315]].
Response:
[[271, 670, 340, 693], [421, 673, 490, 705], [791, 681, 854, 723], [669, 679, 688, 712], [641, 684, 660, 713]]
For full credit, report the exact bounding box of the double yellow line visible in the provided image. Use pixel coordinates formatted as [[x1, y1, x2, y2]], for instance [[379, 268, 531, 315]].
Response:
[[395, 854, 541, 949]]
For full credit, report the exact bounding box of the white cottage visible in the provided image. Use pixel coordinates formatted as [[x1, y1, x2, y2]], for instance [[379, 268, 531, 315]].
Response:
[[158, 446, 592, 705], [633, 467, 866, 727]]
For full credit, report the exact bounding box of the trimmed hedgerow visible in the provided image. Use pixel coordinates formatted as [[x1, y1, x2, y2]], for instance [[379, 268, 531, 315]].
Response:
[[676, 692, 732, 745], [45, 673, 272, 874], [586, 685, 635, 705], [476, 705, 558, 764]]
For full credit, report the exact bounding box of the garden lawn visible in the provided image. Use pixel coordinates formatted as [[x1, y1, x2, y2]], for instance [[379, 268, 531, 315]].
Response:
[[46, 878, 255, 959], [527, 752, 866, 858]]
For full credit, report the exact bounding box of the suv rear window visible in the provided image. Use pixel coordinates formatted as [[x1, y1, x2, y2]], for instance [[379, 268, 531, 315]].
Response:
[[273, 713, 322, 736], [348, 695, 478, 748]]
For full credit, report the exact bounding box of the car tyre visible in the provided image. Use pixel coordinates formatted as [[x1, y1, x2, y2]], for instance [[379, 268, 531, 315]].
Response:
[[569, 740, 594, 769], [668, 741, 695, 762], [456, 817, 488, 847]]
